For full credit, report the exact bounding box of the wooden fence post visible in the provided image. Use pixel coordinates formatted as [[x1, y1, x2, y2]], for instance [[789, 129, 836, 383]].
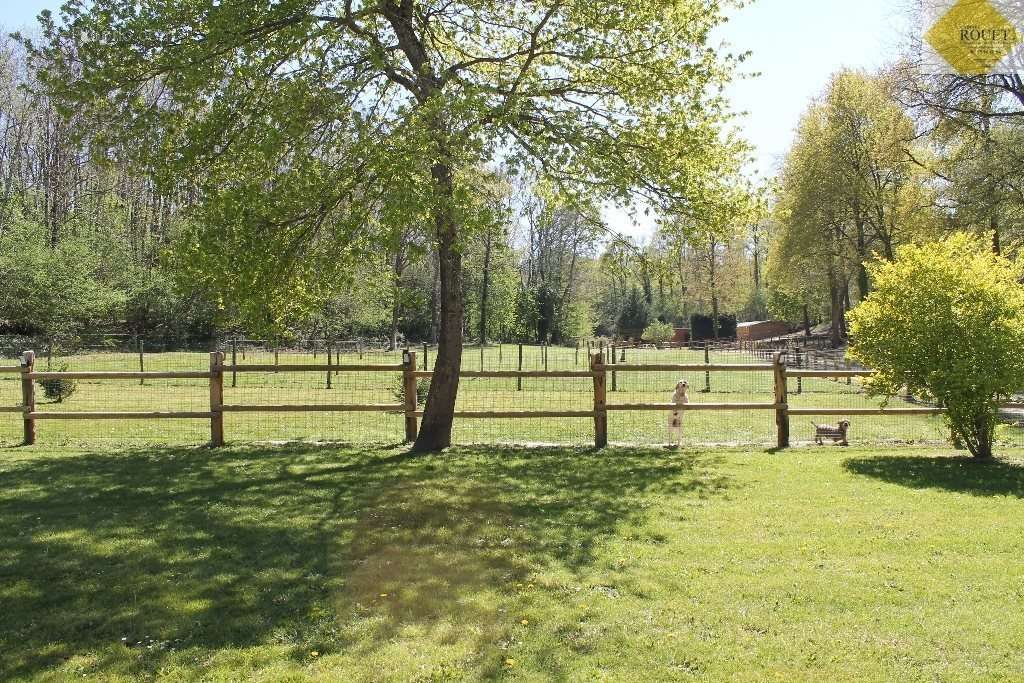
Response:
[[703, 342, 711, 393], [795, 346, 803, 394], [591, 352, 607, 448], [138, 337, 145, 386], [21, 350, 35, 446], [773, 351, 789, 449], [517, 343, 523, 391], [326, 341, 333, 389], [209, 351, 224, 447], [403, 350, 418, 443]]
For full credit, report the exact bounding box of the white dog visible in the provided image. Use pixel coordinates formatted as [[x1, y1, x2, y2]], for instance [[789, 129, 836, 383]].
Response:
[[668, 379, 689, 447]]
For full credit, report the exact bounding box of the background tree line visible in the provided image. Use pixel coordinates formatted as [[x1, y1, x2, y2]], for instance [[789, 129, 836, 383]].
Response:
[[0, 29, 768, 351], [767, 55, 1024, 347]]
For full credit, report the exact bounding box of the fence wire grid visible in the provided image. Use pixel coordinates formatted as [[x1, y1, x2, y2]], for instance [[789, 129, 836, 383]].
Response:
[[1, 341, 1023, 449]]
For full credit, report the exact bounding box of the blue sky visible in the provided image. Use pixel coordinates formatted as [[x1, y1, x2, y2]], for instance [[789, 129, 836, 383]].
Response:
[[1, 0, 910, 237]]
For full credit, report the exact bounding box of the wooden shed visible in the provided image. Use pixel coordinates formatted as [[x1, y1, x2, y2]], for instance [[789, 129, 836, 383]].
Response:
[[736, 320, 792, 342]]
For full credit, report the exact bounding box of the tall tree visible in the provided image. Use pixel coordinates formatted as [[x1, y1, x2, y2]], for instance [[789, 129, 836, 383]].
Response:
[[32, 0, 747, 450]]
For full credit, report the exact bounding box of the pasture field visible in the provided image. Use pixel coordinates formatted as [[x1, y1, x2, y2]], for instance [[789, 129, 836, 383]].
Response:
[[2, 443, 1023, 681], [0, 344, 1016, 448]]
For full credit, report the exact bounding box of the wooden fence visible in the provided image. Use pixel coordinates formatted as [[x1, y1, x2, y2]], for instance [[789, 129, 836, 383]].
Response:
[[3, 349, 977, 448]]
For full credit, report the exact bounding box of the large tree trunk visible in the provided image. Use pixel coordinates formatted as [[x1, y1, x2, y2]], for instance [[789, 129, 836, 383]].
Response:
[[802, 303, 811, 336], [841, 284, 851, 337], [854, 211, 870, 301], [430, 250, 439, 344], [413, 159, 463, 452], [968, 411, 994, 459]]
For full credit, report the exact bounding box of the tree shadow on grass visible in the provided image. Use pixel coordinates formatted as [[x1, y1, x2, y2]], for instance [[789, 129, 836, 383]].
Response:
[[843, 453, 1024, 497], [0, 443, 731, 680]]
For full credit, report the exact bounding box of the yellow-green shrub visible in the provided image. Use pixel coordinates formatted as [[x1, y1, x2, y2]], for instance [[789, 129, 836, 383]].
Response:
[[848, 233, 1024, 458]]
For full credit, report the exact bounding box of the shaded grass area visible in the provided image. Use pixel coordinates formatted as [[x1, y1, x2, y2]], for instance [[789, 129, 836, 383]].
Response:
[[2, 444, 1024, 681], [1, 345, 1004, 448]]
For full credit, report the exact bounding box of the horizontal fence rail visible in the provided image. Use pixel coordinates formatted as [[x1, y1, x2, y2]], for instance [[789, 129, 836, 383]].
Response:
[[30, 411, 216, 420], [606, 403, 784, 411], [228, 363, 405, 372], [220, 404, 404, 413], [28, 371, 212, 380], [5, 347, 1022, 448]]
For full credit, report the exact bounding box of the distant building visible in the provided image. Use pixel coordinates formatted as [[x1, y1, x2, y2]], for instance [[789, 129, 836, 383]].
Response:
[[736, 321, 792, 342], [672, 327, 690, 343]]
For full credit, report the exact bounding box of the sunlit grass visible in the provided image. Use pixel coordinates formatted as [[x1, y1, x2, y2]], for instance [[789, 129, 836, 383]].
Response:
[[2, 443, 1023, 680]]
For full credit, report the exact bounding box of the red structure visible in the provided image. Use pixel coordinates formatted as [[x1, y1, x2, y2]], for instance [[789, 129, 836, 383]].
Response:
[[671, 327, 690, 343], [736, 321, 792, 342]]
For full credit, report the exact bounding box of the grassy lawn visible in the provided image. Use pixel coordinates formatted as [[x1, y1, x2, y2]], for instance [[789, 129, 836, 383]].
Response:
[[1, 345, 1008, 448], [2, 443, 1024, 681]]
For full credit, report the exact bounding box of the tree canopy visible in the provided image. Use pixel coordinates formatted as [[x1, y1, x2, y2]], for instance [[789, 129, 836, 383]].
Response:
[[29, 0, 750, 449]]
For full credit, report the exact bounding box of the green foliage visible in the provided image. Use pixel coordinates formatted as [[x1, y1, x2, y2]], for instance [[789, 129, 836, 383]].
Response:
[[642, 321, 675, 343], [848, 233, 1024, 458], [509, 286, 541, 343], [392, 376, 431, 407], [617, 287, 649, 336], [690, 313, 737, 340], [30, 0, 749, 331], [37, 363, 77, 403], [563, 301, 596, 341], [767, 286, 811, 323], [0, 220, 126, 341]]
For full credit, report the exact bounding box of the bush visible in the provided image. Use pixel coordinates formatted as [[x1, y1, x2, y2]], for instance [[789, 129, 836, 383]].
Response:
[[392, 375, 431, 406], [37, 363, 77, 403], [848, 233, 1024, 459], [642, 321, 675, 344], [689, 313, 737, 341], [617, 287, 649, 337]]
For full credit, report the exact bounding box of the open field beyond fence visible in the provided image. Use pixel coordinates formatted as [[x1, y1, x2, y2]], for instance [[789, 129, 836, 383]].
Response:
[[4, 344, 1020, 449]]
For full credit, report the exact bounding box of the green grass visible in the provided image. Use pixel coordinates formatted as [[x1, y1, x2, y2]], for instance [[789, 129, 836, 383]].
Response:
[[0, 344, 1018, 448], [2, 443, 1024, 681]]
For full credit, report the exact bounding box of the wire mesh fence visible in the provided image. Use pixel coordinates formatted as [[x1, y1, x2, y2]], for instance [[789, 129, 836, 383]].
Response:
[[3, 339, 1024, 449]]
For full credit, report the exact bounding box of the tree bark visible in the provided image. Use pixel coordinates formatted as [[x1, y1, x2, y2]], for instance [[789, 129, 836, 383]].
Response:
[[802, 303, 811, 337], [841, 284, 851, 337], [854, 211, 870, 301], [413, 157, 463, 452], [430, 249, 439, 344]]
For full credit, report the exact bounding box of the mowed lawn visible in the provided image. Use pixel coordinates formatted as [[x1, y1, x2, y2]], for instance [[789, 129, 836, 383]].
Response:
[[2, 444, 1023, 681]]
